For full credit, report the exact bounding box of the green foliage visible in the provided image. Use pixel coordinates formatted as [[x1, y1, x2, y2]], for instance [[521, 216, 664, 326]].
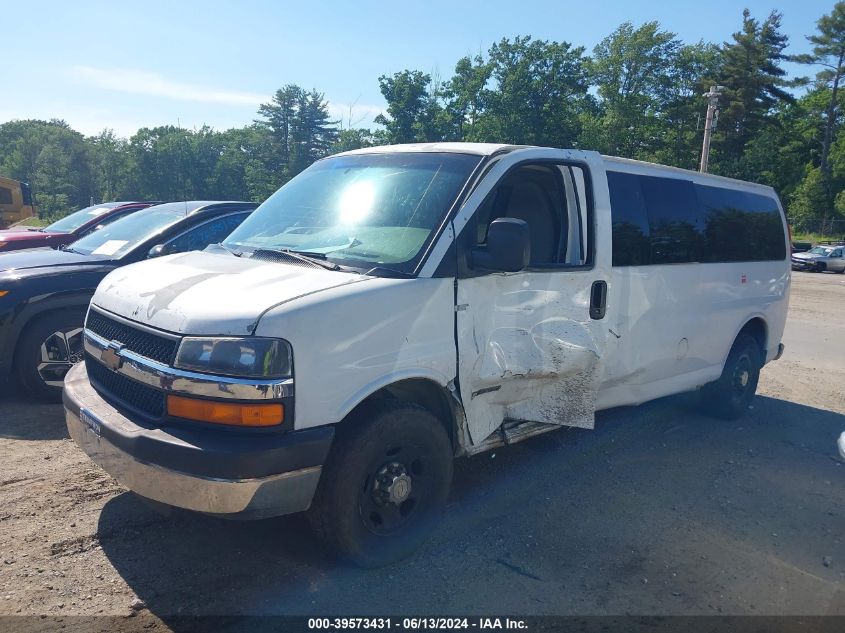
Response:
[[3, 10, 845, 236], [374, 70, 445, 143], [588, 22, 682, 157], [0, 119, 92, 219], [712, 9, 793, 172]]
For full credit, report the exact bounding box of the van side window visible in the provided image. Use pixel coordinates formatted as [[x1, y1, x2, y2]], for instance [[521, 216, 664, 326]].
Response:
[[697, 185, 786, 262], [640, 176, 702, 264], [475, 162, 592, 267], [607, 171, 650, 266], [608, 171, 786, 266], [0, 187, 12, 205]]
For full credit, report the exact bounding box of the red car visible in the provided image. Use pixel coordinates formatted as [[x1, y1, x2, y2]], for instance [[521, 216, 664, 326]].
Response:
[[0, 201, 157, 252]]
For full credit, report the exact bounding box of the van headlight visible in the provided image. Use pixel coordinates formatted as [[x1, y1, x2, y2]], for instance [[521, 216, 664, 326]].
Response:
[[174, 337, 293, 379]]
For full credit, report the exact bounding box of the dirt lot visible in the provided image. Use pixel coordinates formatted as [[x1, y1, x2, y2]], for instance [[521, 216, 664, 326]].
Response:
[[1, 272, 844, 627]]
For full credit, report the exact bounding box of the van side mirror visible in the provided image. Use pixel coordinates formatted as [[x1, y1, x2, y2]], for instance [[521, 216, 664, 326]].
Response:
[[147, 244, 167, 258], [470, 218, 530, 273]]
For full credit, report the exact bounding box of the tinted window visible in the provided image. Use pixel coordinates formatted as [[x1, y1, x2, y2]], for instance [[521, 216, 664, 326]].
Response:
[[640, 176, 702, 264], [166, 213, 249, 254], [608, 172, 786, 265], [697, 186, 785, 262], [0, 187, 12, 205], [20, 183, 33, 206], [607, 171, 650, 266]]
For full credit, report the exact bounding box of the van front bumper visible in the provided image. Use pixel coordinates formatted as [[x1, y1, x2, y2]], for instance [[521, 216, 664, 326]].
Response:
[[63, 362, 334, 518]]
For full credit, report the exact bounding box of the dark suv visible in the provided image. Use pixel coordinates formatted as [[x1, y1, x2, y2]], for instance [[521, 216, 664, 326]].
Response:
[[0, 201, 257, 400]]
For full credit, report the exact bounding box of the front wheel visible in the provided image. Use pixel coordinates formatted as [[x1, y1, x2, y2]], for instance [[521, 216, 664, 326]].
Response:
[[308, 400, 453, 567], [700, 333, 762, 420], [16, 310, 86, 402]]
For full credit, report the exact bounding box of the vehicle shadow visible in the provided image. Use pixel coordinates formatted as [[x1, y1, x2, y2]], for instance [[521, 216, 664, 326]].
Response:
[[0, 392, 68, 440], [96, 394, 845, 618]]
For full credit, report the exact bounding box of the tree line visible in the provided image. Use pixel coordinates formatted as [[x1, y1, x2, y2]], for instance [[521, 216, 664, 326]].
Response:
[[3, 5, 845, 236]]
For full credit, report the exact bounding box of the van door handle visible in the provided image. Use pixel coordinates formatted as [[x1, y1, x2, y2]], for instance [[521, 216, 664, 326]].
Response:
[[589, 280, 607, 320]]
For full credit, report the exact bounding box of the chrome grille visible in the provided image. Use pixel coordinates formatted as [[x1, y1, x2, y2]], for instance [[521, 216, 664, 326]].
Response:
[[86, 310, 178, 365], [85, 353, 165, 418]]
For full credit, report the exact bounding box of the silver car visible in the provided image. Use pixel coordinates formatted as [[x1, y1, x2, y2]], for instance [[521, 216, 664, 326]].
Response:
[[791, 244, 845, 272]]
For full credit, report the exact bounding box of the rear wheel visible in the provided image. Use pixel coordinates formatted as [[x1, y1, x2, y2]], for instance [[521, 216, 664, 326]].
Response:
[[16, 310, 86, 402], [700, 333, 762, 420], [308, 400, 453, 567]]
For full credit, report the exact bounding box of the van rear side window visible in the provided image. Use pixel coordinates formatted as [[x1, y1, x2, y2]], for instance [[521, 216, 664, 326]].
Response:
[[697, 185, 786, 262], [607, 171, 785, 266], [0, 187, 12, 205]]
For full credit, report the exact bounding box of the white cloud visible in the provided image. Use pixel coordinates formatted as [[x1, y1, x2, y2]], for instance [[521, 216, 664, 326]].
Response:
[[327, 101, 385, 127], [71, 65, 268, 106], [67, 65, 385, 130]]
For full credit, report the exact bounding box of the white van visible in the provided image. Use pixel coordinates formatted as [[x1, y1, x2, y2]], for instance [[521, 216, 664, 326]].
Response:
[[64, 143, 790, 566]]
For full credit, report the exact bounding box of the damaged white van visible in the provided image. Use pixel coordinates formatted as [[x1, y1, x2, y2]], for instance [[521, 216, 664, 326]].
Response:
[[64, 143, 790, 565]]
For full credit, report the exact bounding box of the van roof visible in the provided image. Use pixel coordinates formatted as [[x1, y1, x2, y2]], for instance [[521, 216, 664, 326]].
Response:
[[601, 155, 775, 193], [336, 142, 515, 157], [335, 143, 775, 193]]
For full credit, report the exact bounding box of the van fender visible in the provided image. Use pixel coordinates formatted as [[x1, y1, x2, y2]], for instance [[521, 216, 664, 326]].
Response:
[[332, 367, 455, 426], [720, 313, 768, 368]]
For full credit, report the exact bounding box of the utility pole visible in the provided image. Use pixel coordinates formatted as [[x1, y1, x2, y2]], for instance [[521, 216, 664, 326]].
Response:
[[699, 85, 723, 173]]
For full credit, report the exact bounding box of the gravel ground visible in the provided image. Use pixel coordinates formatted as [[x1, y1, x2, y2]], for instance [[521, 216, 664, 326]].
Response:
[[0, 271, 843, 628]]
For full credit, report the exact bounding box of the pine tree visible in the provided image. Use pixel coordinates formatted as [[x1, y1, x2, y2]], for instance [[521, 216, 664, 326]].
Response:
[[794, 2, 845, 226], [714, 10, 793, 173]]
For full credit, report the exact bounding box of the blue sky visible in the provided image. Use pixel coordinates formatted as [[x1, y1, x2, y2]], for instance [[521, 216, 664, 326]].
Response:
[[2, 0, 836, 137]]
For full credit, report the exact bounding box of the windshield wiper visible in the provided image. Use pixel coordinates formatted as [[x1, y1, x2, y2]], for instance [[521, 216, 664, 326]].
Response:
[[257, 247, 342, 271], [363, 266, 414, 279], [215, 243, 243, 257]]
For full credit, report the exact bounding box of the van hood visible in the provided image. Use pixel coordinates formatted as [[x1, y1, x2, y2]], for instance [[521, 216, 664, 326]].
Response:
[[91, 250, 373, 335]]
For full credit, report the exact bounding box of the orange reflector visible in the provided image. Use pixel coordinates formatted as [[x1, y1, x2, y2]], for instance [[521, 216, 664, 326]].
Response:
[[0, 291, 7, 297], [167, 395, 283, 427]]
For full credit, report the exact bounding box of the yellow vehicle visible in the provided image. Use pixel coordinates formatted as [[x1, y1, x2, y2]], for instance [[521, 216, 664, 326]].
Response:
[[0, 177, 37, 228]]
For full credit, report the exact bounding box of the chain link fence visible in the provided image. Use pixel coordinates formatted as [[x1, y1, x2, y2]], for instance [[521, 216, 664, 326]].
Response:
[[787, 217, 845, 242]]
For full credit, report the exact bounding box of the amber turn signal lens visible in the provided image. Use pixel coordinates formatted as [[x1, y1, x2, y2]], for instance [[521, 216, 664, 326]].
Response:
[[0, 290, 8, 297], [167, 395, 283, 426]]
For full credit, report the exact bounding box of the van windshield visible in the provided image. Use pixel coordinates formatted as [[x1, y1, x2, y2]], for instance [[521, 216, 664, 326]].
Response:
[[223, 152, 481, 273]]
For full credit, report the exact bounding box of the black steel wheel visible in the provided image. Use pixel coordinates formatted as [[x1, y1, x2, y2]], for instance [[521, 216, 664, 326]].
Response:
[[308, 399, 453, 567], [700, 333, 762, 420]]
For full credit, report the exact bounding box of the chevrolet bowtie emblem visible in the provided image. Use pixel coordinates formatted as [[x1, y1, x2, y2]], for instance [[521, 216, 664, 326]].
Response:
[[101, 341, 125, 371]]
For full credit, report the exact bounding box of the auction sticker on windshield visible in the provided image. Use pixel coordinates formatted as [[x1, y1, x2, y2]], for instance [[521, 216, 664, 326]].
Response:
[[91, 240, 128, 256]]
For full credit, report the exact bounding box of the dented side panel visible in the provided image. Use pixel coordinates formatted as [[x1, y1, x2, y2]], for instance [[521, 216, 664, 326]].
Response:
[[457, 275, 607, 444], [454, 149, 613, 446]]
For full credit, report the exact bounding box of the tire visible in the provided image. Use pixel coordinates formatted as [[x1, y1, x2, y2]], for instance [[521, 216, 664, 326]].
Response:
[[700, 333, 763, 420], [815, 262, 827, 273], [15, 309, 86, 402], [308, 399, 453, 567]]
